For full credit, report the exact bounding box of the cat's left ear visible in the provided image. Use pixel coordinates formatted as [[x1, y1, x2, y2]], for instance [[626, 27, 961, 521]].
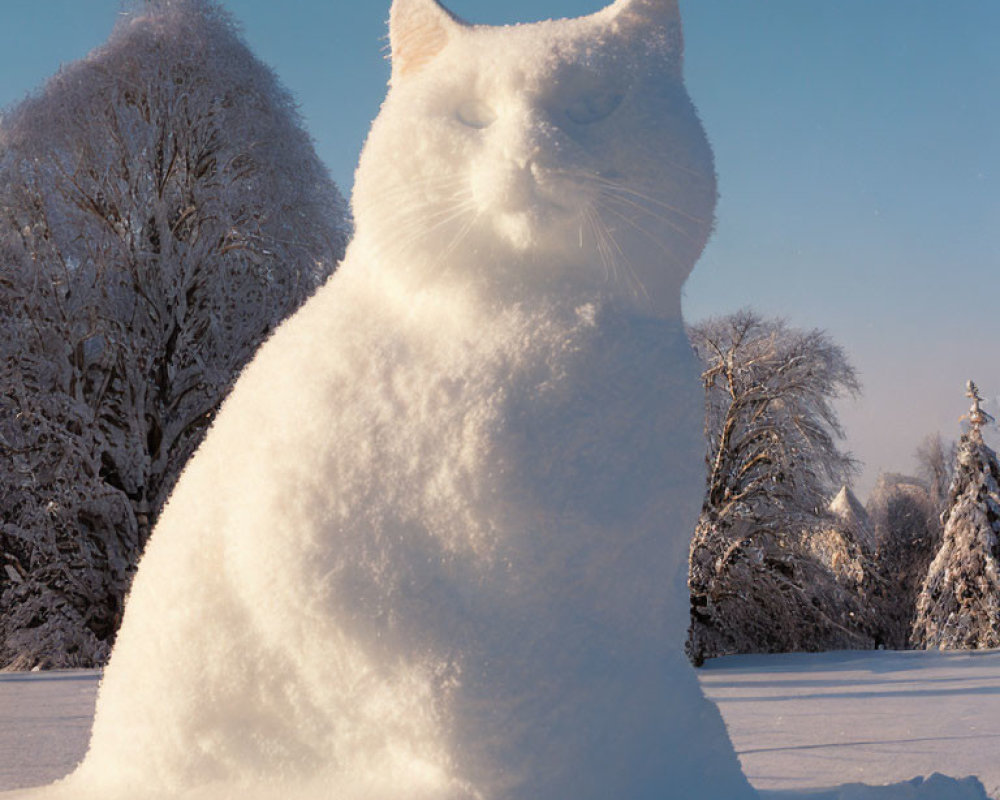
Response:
[[603, 0, 684, 73], [389, 0, 465, 84]]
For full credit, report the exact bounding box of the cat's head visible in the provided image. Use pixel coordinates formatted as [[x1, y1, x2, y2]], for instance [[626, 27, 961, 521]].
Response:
[[352, 0, 716, 318]]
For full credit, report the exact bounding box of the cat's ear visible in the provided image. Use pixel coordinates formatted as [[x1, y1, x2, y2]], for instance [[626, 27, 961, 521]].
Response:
[[604, 0, 680, 28], [389, 0, 464, 84], [602, 0, 684, 71]]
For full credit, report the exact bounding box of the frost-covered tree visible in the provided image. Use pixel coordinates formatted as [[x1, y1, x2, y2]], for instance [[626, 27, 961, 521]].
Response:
[[862, 437, 956, 650], [828, 485, 873, 549], [0, 0, 348, 669], [867, 473, 941, 649], [690, 310, 861, 526], [915, 433, 957, 518], [911, 382, 1000, 650], [686, 310, 873, 663]]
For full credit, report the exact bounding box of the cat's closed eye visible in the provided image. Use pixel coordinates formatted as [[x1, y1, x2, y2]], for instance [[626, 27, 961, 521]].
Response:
[[563, 88, 624, 125], [456, 98, 497, 129]]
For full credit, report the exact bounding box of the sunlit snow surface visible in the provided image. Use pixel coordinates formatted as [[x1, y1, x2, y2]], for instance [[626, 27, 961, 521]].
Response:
[[702, 651, 998, 799], [0, 672, 98, 792], [1, 652, 996, 799]]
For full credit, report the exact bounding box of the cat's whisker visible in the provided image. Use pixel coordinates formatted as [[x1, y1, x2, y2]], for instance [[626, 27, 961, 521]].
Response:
[[420, 201, 478, 236], [436, 213, 479, 268], [600, 204, 675, 255], [377, 192, 476, 229], [550, 161, 712, 191], [373, 173, 472, 201], [598, 216, 652, 307], [366, 184, 475, 225], [407, 198, 477, 230], [585, 206, 617, 288], [598, 191, 697, 241], [630, 148, 716, 183], [379, 192, 476, 234], [374, 183, 472, 209], [380, 198, 478, 263], [599, 205, 687, 283], [581, 208, 603, 278], [589, 207, 624, 292], [542, 166, 711, 237], [592, 179, 712, 226]]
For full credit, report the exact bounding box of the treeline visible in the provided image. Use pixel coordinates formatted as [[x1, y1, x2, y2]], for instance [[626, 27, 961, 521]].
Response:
[[687, 311, 1000, 664], [0, 0, 349, 669]]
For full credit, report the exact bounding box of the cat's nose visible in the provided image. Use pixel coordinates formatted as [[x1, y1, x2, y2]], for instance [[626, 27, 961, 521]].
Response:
[[502, 132, 542, 170], [513, 152, 539, 172], [499, 106, 559, 168]]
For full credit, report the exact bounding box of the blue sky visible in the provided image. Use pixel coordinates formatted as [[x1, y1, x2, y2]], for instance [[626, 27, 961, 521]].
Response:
[[2, 0, 998, 494]]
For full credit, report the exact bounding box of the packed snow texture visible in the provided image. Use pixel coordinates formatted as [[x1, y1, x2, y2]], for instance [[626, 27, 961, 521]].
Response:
[[3, 652, 996, 799], [5, 0, 758, 797]]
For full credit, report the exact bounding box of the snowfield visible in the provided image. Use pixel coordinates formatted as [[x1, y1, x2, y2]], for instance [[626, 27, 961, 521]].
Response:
[[2, 650, 997, 799], [0, 671, 97, 792], [702, 650, 1000, 799]]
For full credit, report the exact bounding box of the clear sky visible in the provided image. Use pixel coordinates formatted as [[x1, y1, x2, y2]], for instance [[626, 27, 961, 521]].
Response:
[[2, 1, 998, 496]]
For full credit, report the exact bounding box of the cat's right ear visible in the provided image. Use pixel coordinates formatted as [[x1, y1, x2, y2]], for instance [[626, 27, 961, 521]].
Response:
[[601, 0, 684, 76], [389, 0, 464, 84]]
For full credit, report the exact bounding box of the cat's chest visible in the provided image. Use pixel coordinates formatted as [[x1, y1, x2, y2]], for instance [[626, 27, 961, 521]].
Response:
[[353, 299, 702, 526], [225, 275, 701, 571]]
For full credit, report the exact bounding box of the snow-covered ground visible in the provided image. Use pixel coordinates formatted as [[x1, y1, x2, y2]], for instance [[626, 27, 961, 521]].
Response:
[[0, 671, 98, 792], [701, 650, 1000, 799], [2, 650, 998, 798]]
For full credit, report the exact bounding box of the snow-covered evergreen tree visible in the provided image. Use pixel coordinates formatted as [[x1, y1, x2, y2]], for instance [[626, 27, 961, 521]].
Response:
[[911, 382, 1000, 650], [0, 0, 348, 669]]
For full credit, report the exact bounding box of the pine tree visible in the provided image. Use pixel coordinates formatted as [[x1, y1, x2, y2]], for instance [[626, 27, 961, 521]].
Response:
[[911, 382, 1000, 650]]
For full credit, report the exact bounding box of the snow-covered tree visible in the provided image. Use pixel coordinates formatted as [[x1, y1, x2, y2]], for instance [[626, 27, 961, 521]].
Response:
[[686, 310, 873, 663], [689, 310, 860, 527], [911, 382, 1000, 650], [915, 433, 957, 518], [828, 485, 873, 549], [0, 0, 349, 669], [867, 473, 941, 649]]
